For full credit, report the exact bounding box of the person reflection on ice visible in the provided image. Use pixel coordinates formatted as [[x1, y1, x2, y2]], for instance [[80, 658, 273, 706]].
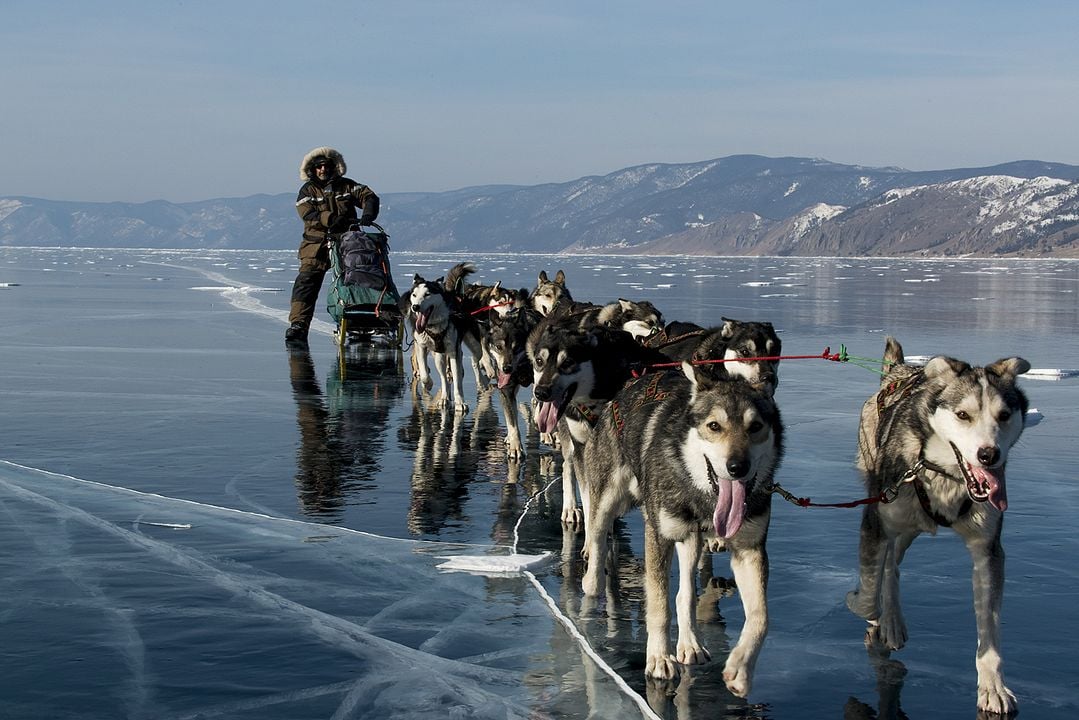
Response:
[[288, 347, 403, 520]]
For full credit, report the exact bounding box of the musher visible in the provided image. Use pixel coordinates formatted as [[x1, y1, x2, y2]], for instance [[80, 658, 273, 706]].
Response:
[[286, 146, 379, 349]]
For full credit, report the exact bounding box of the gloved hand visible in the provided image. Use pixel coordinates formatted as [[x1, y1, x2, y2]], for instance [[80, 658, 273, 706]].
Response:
[[328, 214, 352, 233]]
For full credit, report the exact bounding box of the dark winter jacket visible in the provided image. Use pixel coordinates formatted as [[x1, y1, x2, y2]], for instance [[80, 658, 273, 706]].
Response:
[[295, 146, 379, 252]]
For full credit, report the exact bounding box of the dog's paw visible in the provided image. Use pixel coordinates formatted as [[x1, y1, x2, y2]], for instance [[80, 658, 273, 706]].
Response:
[[645, 652, 680, 681], [420, 376, 434, 392], [977, 676, 1017, 716], [581, 567, 603, 597], [702, 536, 726, 553], [876, 612, 907, 651], [674, 637, 710, 666], [453, 402, 470, 415], [863, 618, 906, 653], [504, 438, 524, 460], [560, 505, 584, 526], [722, 650, 753, 698]]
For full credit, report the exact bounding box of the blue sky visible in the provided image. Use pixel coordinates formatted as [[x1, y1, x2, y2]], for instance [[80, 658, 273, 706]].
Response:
[[4, 1, 1079, 203]]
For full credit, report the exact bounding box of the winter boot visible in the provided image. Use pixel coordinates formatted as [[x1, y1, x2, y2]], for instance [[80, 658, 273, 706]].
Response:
[[285, 323, 309, 349]]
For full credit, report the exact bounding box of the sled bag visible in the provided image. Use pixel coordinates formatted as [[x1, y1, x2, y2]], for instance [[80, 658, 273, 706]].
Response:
[[339, 229, 391, 290]]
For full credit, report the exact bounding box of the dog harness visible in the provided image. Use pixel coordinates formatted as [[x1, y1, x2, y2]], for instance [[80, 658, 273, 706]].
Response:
[[911, 457, 974, 527], [418, 326, 448, 353], [874, 367, 975, 526], [643, 327, 707, 352], [609, 371, 673, 437], [568, 402, 601, 428]]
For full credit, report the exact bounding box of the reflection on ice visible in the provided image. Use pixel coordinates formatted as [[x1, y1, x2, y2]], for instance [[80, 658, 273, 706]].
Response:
[[289, 348, 404, 521], [0, 461, 648, 719]]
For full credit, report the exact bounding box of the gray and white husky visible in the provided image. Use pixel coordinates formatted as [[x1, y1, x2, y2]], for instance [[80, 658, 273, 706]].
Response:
[[486, 306, 542, 459], [530, 269, 573, 317], [644, 317, 781, 393], [581, 364, 784, 697], [846, 337, 1029, 716], [571, 298, 665, 341], [403, 263, 486, 413], [527, 317, 669, 523]]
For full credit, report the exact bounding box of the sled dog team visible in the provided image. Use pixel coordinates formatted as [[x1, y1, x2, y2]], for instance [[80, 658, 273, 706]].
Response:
[[400, 262, 1029, 716]]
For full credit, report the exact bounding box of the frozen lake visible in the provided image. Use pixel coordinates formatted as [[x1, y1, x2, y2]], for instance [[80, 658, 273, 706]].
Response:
[[1, 247, 1078, 719]]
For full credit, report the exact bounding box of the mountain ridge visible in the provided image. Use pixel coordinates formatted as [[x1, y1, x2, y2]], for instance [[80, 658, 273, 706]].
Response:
[[3, 155, 1078, 257]]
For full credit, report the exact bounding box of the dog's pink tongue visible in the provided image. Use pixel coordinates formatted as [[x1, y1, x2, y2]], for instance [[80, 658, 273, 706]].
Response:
[[497, 371, 513, 389], [415, 307, 432, 332], [536, 401, 560, 434], [973, 465, 1008, 512], [713, 478, 746, 539]]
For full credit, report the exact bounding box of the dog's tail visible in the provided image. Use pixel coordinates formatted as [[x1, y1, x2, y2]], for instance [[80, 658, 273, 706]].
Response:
[[445, 262, 477, 294], [881, 336, 905, 379]]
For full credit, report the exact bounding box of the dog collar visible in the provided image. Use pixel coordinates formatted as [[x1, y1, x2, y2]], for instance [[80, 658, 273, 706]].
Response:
[[570, 402, 600, 427]]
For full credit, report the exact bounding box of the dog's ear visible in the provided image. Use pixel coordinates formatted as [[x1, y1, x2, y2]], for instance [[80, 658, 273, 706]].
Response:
[[413, 273, 423, 283], [493, 280, 502, 291], [681, 360, 698, 387], [720, 318, 737, 339], [881, 336, 905, 375], [683, 362, 720, 404], [538, 270, 549, 282], [619, 298, 632, 311], [924, 355, 970, 380], [554, 270, 566, 286], [986, 357, 1031, 381]]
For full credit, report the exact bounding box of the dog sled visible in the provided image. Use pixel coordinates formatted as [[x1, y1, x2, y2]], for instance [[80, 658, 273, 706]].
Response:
[[326, 223, 403, 349]]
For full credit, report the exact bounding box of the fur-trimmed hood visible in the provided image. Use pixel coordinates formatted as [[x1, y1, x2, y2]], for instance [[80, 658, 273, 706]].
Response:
[[300, 146, 347, 181]]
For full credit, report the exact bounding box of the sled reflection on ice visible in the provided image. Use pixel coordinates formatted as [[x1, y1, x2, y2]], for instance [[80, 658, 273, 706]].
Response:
[[289, 347, 405, 521], [0, 461, 648, 719]]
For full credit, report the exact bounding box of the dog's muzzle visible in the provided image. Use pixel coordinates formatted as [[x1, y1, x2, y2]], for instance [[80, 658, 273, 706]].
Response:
[[950, 442, 1008, 512]]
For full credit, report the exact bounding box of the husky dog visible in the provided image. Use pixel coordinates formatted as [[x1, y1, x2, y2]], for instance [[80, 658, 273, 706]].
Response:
[[571, 298, 665, 341], [846, 337, 1029, 716], [486, 306, 542, 459], [581, 364, 784, 697], [530, 269, 573, 316], [462, 278, 511, 318], [459, 278, 522, 381], [403, 263, 486, 413], [528, 316, 669, 523], [647, 317, 781, 393]]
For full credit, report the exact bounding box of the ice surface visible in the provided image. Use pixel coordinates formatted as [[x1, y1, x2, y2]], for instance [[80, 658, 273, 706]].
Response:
[[1, 248, 1078, 719], [0, 461, 638, 719]]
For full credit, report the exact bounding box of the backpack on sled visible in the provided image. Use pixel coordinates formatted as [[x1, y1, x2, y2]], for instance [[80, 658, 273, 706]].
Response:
[[326, 222, 403, 349]]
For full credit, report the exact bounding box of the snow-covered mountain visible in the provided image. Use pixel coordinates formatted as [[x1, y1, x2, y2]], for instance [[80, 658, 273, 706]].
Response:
[[3, 156, 1078, 256]]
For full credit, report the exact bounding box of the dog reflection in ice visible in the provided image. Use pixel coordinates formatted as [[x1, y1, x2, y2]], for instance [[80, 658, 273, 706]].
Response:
[[847, 337, 1029, 716]]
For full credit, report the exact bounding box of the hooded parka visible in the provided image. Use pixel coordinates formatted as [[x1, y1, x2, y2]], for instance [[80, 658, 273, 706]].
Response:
[[295, 146, 379, 261]]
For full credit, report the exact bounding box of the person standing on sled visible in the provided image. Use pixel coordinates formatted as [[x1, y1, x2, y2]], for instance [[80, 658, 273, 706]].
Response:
[[286, 146, 379, 349]]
